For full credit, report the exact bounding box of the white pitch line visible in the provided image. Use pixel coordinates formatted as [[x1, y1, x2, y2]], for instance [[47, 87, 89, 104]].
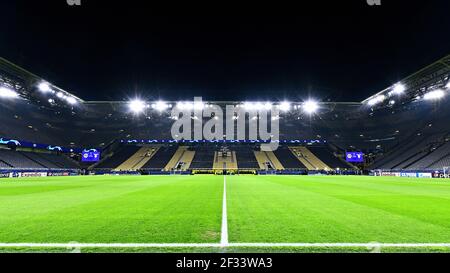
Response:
[[1, 243, 450, 248], [220, 175, 229, 247]]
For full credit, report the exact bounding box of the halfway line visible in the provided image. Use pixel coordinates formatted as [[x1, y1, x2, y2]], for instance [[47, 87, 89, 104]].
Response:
[[220, 175, 229, 247]]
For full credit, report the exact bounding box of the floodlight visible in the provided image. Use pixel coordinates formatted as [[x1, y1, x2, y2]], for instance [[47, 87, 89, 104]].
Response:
[[303, 100, 319, 114], [56, 92, 64, 98], [129, 99, 146, 113], [177, 102, 191, 110], [392, 83, 405, 95], [279, 101, 291, 112], [66, 96, 77, 105], [424, 89, 445, 100], [153, 101, 170, 111], [255, 102, 264, 109], [0, 87, 19, 98], [263, 103, 272, 110], [243, 102, 256, 110], [38, 82, 52, 93], [367, 95, 386, 106]]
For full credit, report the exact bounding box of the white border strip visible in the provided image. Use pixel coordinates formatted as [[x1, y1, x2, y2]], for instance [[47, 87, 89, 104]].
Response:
[[1, 243, 450, 248], [220, 175, 229, 247]]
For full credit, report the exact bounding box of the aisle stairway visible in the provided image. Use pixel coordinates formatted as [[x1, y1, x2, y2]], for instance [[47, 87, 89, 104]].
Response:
[[213, 151, 238, 170], [164, 147, 195, 171], [114, 146, 159, 171], [289, 147, 330, 170], [254, 151, 285, 170]]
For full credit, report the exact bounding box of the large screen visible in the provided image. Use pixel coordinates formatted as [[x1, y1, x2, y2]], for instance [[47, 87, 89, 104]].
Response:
[[346, 152, 364, 163], [81, 149, 101, 162]]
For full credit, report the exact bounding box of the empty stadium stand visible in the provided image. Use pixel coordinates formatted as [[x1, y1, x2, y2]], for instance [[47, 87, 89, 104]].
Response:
[[190, 147, 215, 169], [0, 149, 79, 169], [142, 145, 178, 170], [308, 146, 350, 169], [235, 147, 259, 169], [408, 141, 450, 170], [371, 133, 447, 170], [114, 146, 159, 171], [213, 150, 238, 170], [95, 145, 141, 170], [254, 151, 284, 170], [273, 146, 306, 169]]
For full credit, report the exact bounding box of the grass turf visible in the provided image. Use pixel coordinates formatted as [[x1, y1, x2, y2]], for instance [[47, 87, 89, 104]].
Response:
[[1, 175, 450, 252]]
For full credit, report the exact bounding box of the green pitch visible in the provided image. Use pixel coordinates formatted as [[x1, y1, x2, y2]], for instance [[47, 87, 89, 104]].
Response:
[[1, 175, 450, 253]]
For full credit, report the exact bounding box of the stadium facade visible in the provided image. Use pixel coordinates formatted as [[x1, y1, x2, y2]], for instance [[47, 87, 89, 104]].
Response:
[[1, 55, 450, 178]]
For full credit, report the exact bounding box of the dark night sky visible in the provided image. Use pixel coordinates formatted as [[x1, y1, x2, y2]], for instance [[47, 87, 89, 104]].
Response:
[[0, 0, 449, 102]]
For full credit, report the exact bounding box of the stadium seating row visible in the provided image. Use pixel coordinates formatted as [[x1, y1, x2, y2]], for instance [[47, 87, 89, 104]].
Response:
[[0, 149, 79, 169], [371, 134, 450, 170], [92, 144, 351, 172]]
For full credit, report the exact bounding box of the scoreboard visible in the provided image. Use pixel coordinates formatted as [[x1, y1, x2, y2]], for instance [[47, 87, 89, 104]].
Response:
[[81, 149, 101, 162], [346, 152, 364, 163]]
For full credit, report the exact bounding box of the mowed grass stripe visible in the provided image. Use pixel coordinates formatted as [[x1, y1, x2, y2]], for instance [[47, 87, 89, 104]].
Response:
[[0, 176, 223, 243], [227, 176, 450, 243], [271, 176, 450, 229]]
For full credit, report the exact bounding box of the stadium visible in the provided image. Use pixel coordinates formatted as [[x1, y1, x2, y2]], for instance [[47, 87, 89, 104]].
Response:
[[1, 54, 450, 253], [1, 1, 450, 255]]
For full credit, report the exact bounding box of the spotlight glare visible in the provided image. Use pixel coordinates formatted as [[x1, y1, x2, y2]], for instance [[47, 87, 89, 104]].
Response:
[[66, 97, 77, 105], [129, 99, 146, 113], [153, 101, 170, 111], [303, 100, 319, 114], [392, 83, 406, 95], [0, 87, 19, 98], [243, 102, 256, 110], [424, 89, 445, 100], [368, 95, 386, 106], [264, 102, 272, 110], [279, 101, 291, 112], [38, 82, 51, 93]]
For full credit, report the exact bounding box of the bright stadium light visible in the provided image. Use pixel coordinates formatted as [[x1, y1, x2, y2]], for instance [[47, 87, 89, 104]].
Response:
[[0, 87, 19, 98], [279, 101, 291, 112], [303, 100, 319, 114], [38, 82, 52, 93], [243, 102, 256, 110], [263, 102, 272, 110], [56, 92, 64, 99], [392, 83, 406, 95], [129, 99, 146, 113], [424, 89, 445, 100], [66, 96, 77, 105], [367, 95, 386, 106], [177, 102, 192, 110], [153, 101, 170, 111]]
